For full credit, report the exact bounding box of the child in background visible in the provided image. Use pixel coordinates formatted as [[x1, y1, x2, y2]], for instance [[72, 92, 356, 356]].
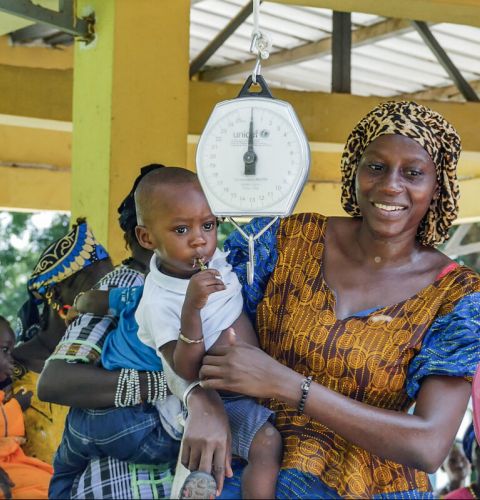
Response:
[[70, 167, 282, 499], [0, 316, 52, 499]]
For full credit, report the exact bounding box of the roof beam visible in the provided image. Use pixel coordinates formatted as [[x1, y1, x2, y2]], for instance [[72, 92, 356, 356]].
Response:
[[200, 17, 411, 81], [400, 79, 480, 101], [190, 0, 257, 77], [0, 0, 93, 41], [331, 11, 351, 93], [3, 65, 480, 151], [411, 21, 479, 102], [270, 0, 480, 27]]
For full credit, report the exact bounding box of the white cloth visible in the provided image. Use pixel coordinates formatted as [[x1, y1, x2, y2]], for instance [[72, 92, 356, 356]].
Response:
[[136, 248, 243, 352]]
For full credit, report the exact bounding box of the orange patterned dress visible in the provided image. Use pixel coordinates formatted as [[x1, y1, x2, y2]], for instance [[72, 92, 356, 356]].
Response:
[[223, 213, 480, 499]]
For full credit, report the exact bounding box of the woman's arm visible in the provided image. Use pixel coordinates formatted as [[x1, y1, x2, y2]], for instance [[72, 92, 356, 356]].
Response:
[[38, 359, 149, 408], [182, 386, 233, 496], [199, 334, 471, 473]]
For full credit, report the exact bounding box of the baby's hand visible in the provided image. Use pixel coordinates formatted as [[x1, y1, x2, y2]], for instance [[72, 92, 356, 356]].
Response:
[[185, 269, 226, 310], [0, 466, 14, 499], [13, 389, 33, 412]]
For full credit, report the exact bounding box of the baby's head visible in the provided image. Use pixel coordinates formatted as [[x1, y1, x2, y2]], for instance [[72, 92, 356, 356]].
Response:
[[134, 167, 217, 278], [0, 316, 14, 383]]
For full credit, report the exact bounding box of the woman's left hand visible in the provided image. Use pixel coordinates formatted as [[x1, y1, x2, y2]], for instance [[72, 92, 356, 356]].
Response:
[[199, 329, 286, 399]]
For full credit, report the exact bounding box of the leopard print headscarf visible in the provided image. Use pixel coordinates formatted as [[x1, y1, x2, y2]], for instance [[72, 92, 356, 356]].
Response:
[[340, 100, 461, 246]]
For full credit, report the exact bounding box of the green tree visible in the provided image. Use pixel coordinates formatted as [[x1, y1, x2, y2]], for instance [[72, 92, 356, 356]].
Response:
[[0, 211, 69, 325]]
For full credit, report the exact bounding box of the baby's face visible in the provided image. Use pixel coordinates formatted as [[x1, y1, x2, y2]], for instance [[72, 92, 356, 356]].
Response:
[[0, 322, 14, 382], [144, 182, 218, 278]]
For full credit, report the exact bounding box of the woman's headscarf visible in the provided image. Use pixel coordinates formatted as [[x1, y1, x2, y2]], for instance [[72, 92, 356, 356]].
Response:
[[16, 218, 109, 342], [340, 100, 461, 246]]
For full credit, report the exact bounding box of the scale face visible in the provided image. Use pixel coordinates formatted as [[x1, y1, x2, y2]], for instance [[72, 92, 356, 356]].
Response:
[[196, 96, 310, 217]]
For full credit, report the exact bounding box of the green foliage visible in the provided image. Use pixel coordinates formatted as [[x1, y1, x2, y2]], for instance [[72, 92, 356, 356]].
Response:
[[217, 219, 235, 249], [0, 211, 69, 325]]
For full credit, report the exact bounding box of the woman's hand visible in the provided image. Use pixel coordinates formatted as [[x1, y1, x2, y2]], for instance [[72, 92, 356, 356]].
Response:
[[182, 387, 232, 495], [200, 329, 287, 399]]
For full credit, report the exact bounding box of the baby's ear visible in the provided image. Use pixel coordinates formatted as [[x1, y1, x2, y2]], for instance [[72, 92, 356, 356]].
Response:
[[135, 225, 155, 250]]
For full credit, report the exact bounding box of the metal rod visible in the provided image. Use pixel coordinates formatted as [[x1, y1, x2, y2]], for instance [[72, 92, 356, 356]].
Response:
[[412, 20, 479, 102], [0, 0, 92, 40], [190, 0, 259, 78], [331, 11, 351, 94]]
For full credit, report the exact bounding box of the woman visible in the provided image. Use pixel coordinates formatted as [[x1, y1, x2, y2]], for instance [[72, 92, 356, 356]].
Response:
[[444, 424, 479, 499], [12, 218, 113, 464], [38, 164, 211, 499], [196, 101, 480, 498]]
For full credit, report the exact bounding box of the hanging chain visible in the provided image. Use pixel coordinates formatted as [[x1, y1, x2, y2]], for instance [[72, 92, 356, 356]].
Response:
[[249, 0, 271, 83]]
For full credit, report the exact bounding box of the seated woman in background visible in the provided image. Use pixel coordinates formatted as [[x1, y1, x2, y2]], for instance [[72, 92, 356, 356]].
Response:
[[436, 441, 470, 497], [0, 316, 53, 499], [12, 219, 113, 464], [196, 101, 480, 498], [444, 424, 480, 499]]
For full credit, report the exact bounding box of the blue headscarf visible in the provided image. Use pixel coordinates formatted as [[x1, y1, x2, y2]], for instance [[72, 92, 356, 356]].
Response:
[[16, 219, 109, 342]]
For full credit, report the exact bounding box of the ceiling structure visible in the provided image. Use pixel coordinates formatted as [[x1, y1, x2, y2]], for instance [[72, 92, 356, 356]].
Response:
[[0, 0, 478, 101], [189, 0, 480, 101]]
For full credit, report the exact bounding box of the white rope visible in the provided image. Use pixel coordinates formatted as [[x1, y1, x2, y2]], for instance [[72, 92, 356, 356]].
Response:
[[249, 0, 271, 82]]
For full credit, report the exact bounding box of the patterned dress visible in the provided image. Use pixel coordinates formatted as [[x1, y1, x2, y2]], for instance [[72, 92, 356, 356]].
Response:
[[222, 213, 480, 499]]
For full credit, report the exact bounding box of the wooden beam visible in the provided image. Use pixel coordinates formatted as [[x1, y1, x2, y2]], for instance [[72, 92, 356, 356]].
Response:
[[0, 165, 70, 211], [411, 21, 479, 102], [0, 35, 73, 69], [0, 121, 71, 168], [400, 79, 480, 102], [190, 0, 256, 77], [331, 11, 351, 93], [189, 81, 480, 152], [200, 18, 411, 81], [270, 0, 480, 27], [0, 63, 72, 120]]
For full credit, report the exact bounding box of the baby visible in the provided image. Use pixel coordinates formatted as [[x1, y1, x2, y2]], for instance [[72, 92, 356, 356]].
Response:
[[63, 168, 281, 499]]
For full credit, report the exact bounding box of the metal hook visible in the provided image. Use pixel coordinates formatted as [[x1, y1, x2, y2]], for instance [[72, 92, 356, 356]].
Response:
[[247, 234, 255, 285], [252, 55, 262, 84]]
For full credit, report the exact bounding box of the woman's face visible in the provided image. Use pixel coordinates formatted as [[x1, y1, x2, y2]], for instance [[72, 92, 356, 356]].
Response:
[[355, 134, 438, 241], [0, 321, 14, 382]]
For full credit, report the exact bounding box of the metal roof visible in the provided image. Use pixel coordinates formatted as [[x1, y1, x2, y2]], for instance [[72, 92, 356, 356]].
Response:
[[3, 0, 480, 101], [189, 0, 480, 101]]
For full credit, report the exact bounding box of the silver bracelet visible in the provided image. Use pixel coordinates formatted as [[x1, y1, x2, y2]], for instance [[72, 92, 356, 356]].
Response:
[[298, 376, 313, 415], [182, 380, 202, 408], [146, 371, 167, 403], [114, 368, 142, 407]]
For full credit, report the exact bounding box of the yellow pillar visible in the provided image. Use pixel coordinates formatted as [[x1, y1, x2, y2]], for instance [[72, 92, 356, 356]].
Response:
[[72, 0, 190, 263]]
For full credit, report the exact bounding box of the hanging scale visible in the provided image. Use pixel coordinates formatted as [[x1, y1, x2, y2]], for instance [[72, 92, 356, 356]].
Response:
[[196, 0, 311, 284]]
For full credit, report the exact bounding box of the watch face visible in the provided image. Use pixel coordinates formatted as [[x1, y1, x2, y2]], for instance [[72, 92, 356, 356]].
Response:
[[196, 97, 310, 216]]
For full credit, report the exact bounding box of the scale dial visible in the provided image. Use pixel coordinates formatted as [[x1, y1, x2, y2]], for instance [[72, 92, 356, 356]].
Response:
[[196, 97, 310, 217]]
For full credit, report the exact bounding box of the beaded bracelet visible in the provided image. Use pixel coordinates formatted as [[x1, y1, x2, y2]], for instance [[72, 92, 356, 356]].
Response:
[[115, 369, 168, 407], [297, 376, 313, 415]]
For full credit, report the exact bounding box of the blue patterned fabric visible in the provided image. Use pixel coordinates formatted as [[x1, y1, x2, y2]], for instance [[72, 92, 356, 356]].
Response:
[[406, 292, 480, 399], [101, 286, 162, 371], [27, 219, 109, 295], [50, 406, 179, 499], [224, 217, 280, 323], [219, 466, 434, 499]]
